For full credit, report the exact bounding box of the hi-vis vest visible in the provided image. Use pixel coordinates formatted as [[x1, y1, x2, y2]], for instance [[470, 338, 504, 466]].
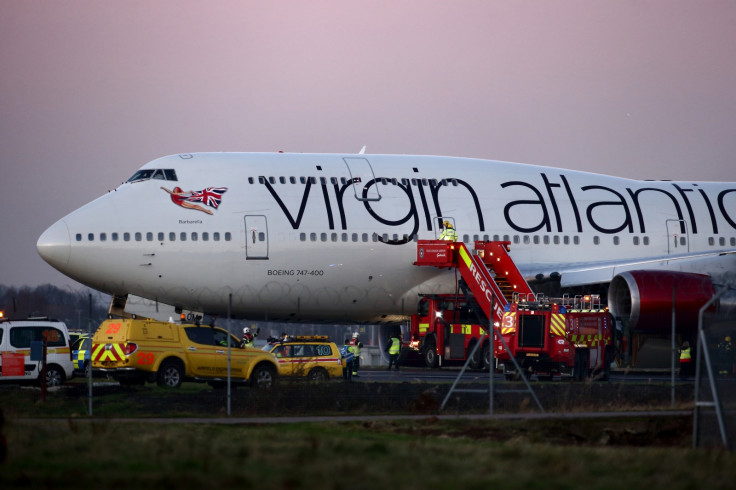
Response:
[[439, 229, 458, 241], [350, 340, 361, 357], [389, 337, 401, 355], [680, 347, 692, 363]]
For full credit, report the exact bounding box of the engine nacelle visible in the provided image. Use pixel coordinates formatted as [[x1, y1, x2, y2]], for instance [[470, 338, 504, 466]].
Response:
[[608, 270, 715, 333]]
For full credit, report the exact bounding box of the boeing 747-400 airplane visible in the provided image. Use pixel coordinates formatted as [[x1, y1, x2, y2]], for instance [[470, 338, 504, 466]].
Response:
[[37, 152, 736, 337]]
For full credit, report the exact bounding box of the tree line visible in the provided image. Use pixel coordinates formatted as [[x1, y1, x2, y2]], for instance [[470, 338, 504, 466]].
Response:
[[0, 284, 111, 331]]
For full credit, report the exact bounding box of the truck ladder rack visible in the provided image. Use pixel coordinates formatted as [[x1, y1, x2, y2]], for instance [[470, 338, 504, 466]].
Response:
[[415, 240, 544, 414]]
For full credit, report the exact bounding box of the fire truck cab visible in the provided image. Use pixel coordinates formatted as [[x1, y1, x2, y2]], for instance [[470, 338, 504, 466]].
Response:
[[495, 294, 615, 381], [408, 294, 490, 370]]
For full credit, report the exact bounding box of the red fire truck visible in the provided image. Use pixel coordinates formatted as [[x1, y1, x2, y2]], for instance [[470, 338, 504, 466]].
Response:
[[494, 294, 615, 381], [407, 294, 491, 369]]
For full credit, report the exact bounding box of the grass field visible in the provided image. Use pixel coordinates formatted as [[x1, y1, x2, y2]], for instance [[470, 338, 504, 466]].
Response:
[[1, 379, 735, 489]]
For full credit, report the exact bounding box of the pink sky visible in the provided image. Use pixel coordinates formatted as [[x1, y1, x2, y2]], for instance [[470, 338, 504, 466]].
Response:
[[2, 1, 736, 288]]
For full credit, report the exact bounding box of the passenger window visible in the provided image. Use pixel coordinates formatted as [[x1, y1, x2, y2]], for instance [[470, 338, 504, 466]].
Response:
[[135, 232, 142, 241], [290, 177, 296, 184], [643, 236, 650, 245], [342, 233, 348, 241], [124, 233, 130, 241], [213, 232, 220, 241], [10, 326, 66, 348], [158, 232, 164, 241], [225, 232, 231, 241], [146, 232, 153, 241], [316, 345, 331, 356], [352, 233, 358, 242], [633, 236, 640, 245], [613, 236, 619, 245], [100, 233, 107, 241], [573, 236, 580, 245], [112, 232, 119, 241], [310, 233, 317, 241], [169, 232, 175, 241], [269, 177, 275, 184], [180, 232, 187, 241], [362, 233, 368, 242], [593, 236, 600, 245], [202, 232, 209, 241], [191, 232, 198, 241], [88, 233, 94, 241], [279, 176, 286, 184]]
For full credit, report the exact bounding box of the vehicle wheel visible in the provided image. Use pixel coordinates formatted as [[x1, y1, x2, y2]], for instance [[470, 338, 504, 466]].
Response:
[[602, 347, 613, 381], [481, 342, 492, 371], [251, 363, 276, 389], [157, 359, 184, 388], [468, 341, 482, 370], [573, 350, 589, 381], [307, 367, 329, 381], [45, 365, 65, 387], [423, 337, 439, 368]]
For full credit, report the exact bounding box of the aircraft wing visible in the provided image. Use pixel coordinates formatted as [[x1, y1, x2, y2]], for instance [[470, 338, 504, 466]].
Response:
[[526, 249, 736, 288]]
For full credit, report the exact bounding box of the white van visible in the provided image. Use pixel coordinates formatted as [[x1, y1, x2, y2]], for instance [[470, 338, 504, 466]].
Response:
[[0, 319, 75, 386]]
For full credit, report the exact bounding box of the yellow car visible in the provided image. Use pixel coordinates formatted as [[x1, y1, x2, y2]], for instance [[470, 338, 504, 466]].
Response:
[[262, 336, 344, 380], [92, 319, 279, 388]]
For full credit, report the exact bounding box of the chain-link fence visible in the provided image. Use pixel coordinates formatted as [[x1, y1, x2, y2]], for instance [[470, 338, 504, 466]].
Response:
[[693, 287, 736, 450]]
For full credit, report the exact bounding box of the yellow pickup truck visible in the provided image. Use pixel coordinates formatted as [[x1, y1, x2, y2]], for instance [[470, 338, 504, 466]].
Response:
[[91, 318, 278, 388]]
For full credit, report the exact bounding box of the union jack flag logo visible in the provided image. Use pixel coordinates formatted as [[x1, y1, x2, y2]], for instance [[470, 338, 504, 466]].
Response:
[[187, 187, 228, 209], [161, 186, 228, 215]]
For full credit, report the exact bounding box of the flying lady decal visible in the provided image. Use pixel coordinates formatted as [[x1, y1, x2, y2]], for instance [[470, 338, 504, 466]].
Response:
[[161, 186, 228, 215]]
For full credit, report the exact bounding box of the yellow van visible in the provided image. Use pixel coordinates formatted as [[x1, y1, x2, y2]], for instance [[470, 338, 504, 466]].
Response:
[[92, 318, 279, 388]]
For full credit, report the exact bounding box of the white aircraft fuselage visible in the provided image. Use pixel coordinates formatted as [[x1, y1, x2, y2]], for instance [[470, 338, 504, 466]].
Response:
[[37, 152, 736, 329]]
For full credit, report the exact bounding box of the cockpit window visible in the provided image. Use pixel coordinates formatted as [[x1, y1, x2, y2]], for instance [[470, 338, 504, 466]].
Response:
[[126, 169, 178, 183]]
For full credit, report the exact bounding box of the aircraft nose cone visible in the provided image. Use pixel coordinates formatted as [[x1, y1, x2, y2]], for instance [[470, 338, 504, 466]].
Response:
[[37, 219, 71, 269]]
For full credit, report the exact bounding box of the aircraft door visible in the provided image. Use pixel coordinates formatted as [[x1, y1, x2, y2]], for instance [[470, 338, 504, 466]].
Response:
[[244, 215, 269, 260], [666, 219, 689, 254], [343, 157, 381, 202]]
